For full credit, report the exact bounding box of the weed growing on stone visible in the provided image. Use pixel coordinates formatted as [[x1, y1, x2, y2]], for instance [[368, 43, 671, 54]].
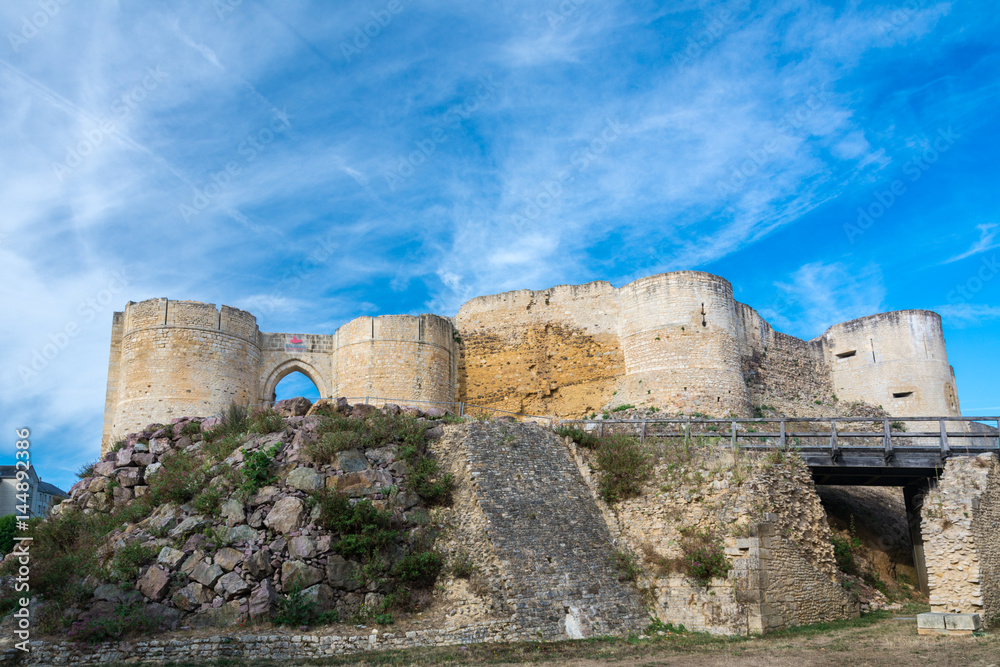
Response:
[[240, 443, 283, 497], [595, 435, 652, 503], [611, 547, 643, 582], [554, 426, 600, 449], [248, 407, 284, 434], [109, 542, 159, 583], [450, 548, 476, 578], [677, 528, 729, 585], [67, 601, 161, 643]]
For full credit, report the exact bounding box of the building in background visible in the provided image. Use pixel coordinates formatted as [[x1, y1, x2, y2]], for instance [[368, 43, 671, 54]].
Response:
[[0, 466, 69, 517]]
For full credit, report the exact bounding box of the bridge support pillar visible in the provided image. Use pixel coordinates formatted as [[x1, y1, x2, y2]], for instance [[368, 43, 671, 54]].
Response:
[[903, 478, 933, 597]]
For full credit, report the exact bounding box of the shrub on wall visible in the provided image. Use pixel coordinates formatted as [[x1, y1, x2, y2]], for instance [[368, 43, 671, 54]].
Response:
[[595, 435, 652, 504], [678, 528, 730, 586]]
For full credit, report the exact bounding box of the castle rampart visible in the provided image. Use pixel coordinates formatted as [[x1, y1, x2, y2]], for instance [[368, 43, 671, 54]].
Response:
[[101, 272, 963, 452]]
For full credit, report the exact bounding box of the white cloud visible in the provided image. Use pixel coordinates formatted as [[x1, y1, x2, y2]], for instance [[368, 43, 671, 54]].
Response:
[[944, 223, 999, 264]]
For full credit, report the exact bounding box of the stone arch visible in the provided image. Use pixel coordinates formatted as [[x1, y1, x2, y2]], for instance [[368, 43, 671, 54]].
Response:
[[261, 359, 329, 404]]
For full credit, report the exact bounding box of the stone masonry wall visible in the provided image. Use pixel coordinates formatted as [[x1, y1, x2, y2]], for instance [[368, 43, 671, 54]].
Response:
[[450, 422, 647, 638], [923, 453, 1000, 626]]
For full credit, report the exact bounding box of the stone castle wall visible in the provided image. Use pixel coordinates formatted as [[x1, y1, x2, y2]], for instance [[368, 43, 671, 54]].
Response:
[[922, 454, 1000, 626], [102, 272, 963, 450]]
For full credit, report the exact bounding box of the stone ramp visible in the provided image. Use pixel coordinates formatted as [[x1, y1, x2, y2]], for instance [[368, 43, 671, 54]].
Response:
[[458, 422, 647, 638]]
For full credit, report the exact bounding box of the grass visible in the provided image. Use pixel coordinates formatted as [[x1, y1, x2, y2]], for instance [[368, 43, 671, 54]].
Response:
[[249, 407, 285, 434]]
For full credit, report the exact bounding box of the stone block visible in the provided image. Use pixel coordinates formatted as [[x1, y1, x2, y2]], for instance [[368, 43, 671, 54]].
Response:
[[944, 613, 982, 632]]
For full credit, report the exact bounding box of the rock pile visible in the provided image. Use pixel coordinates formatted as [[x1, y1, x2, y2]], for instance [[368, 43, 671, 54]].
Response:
[[50, 397, 450, 631]]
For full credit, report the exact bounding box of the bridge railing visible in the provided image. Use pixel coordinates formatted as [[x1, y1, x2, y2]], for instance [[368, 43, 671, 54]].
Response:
[[556, 416, 1000, 461]]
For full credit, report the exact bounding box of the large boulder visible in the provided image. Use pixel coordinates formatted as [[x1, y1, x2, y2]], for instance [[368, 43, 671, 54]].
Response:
[[190, 561, 224, 588], [334, 449, 370, 473], [281, 560, 324, 590], [214, 547, 243, 572], [136, 565, 171, 602], [302, 583, 335, 612], [286, 467, 324, 492], [116, 467, 142, 487], [220, 499, 246, 527], [214, 572, 251, 599], [249, 580, 278, 619], [265, 497, 306, 534], [330, 470, 378, 497], [172, 583, 213, 611], [288, 536, 316, 559], [326, 555, 361, 591], [274, 397, 312, 417], [244, 549, 273, 579], [157, 546, 186, 569]]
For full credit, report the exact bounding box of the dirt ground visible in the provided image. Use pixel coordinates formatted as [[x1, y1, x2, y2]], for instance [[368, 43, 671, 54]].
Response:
[[133, 613, 999, 667]]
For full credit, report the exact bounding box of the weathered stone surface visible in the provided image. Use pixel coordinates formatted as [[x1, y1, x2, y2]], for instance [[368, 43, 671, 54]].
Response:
[[214, 547, 243, 572], [265, 497, 306, 534], [425, 425, 445, 440], [144, 461, 162, 479], [112, 485, 134, 505], [169, 515, 207, 539], [94, 461, 116, 477], [366, 445, 399, 466], [136, 566, 170, 602], [190, 561, 224, 588], [281, 560, 324, 589], [149, 438, 171, 456], [180, 550, 207, 576], [244, 549, 273, 579], [145, 601, 182, 629], [116, 467, 142, 487], [249, 580, 278, 618], [88, 477, 109, 494], [94, 583, 128, 602], [224, 525, 260, 544], [215, 571, 251, 599], [133, 453, 155, 467], [286, 466, 324, 491], [172, 583, 213, 612], [326, 555, 360, 591], [157, 546, 186, 569], [190, 600, 242, 628], [331, 470, 378, 497], [302, 583, 335, 612], [288, 536, 317, 559], [221, 498, 246, 526], [115, 447, 134, 467], [334, 449, 370, 473], [274, 397, 312, 417]]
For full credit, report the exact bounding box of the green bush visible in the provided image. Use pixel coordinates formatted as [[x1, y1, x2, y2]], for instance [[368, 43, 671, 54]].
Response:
[[241, 444, 283, 497], [181, 421, 202, 437], [146, 450, 206, 505], [307, 430, 363, 463], [76, 461, 97, 479], [595, 435, 652, 504], [311, 491, 399, 560], [450, 549, 475, 578], [611, 404, 635, 412], [192, 486, 223, 514], [203, 432, 245, 463], [67, 601, 160, 643], [553, 426, 601, 449], [249, 407, 285, 434], [405, 453, 454, 505], [205, 402, 250, 442], [391, 551, 443, 587], [273, 585, 317, 626], [109, 542, 159, 583], [611, 547, 642, 582], [831, 516, 862, 575], [0, 515, 16, 556], [679, 529, 730, 585]]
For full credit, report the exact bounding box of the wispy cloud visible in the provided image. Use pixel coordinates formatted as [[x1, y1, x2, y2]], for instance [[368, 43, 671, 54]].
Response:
[[944, 223, 1000, 264]]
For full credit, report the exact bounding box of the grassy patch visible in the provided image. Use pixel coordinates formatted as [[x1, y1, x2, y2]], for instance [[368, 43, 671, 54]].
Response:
[[553, 426, 600, 449], [249, 407, 285, 434]]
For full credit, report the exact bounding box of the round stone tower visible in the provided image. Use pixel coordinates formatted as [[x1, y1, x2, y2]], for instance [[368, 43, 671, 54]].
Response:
[[103, 299, 261, 451], [823, 310, 960, 417], [331, 314, 458, 404], [618, 271, 751, 416]]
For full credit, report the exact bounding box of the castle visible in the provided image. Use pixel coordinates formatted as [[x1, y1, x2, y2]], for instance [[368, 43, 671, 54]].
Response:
[[101, 270, 961, 451]]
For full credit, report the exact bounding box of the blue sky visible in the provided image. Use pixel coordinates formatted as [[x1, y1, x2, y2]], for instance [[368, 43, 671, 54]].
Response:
[[1, 0, 998, 492]]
